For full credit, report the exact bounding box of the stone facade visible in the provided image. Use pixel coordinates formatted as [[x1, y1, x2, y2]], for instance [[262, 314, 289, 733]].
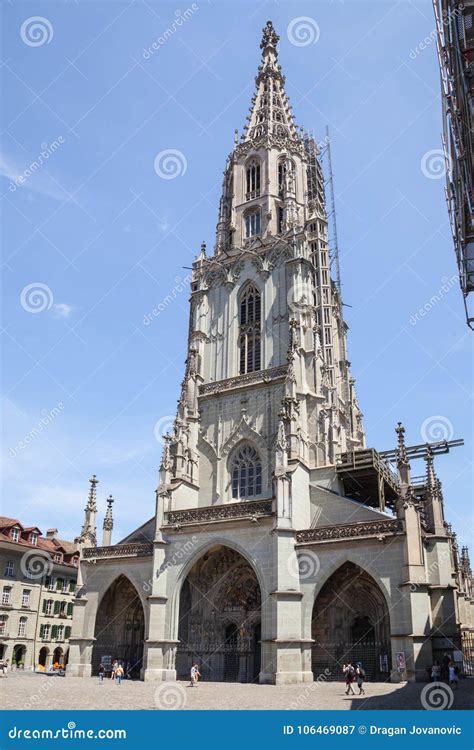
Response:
[[67, 21, 474, 685]]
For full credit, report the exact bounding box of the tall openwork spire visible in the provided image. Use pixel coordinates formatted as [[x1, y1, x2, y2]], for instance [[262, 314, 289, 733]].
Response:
[[242, 20, 298, 143]]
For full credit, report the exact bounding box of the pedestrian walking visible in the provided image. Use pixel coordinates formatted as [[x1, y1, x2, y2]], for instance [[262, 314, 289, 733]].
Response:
[[111, 660, 118, 680], [115, 664, 124, 685], [431, 660, 441, 681], [448, 661, 459, 689], [343, 663, 356, 695], [356, 662, 366, 695], [98, 662, 105, 684], [190, 663, 200, 687], [441, 653, 450, 681]]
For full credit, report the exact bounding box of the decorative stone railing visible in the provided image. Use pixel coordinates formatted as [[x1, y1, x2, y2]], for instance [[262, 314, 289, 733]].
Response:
[[199, 365, 287, 397], [83, 542, 154, 559], [165, 499, 275, 527], [296, 518, 403, 545]]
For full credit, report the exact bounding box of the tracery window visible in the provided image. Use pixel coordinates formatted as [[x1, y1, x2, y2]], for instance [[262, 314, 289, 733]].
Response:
[[244, 209, 261, 238], [231, 445, 262, 500], [245, 160, 261, 200], [239, 284, 261, 374]]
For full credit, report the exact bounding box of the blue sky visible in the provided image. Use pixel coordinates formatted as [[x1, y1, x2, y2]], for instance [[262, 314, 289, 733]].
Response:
[[1, 0, 472, 547]]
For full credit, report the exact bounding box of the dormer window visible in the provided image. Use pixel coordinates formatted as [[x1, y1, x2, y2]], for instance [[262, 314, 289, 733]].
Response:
[[54, 553, 62, 564], [245, 209, 261, 239], [245, 160, 260, 200], [11, 528, 20, 543], [30, 532, 38, 546]]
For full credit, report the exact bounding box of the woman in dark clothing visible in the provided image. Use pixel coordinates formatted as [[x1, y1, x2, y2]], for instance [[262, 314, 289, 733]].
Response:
[[343, 663, 356, 695], [356, 662, 366, 695]]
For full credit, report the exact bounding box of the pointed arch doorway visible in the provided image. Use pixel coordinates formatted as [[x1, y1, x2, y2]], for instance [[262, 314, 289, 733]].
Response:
[[92, 575, 145, 679], [311, 562, 391, 681], [176, 545, 262, 682]]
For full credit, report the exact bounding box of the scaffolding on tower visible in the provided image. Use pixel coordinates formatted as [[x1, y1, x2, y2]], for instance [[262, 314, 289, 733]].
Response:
[[432, 0, 474, 328]]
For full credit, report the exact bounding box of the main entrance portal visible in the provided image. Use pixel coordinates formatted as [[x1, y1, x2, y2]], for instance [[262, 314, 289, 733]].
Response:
[[176, 546, 261, 682], [311, 562, 391, 681], [92, 575, 145, 678]]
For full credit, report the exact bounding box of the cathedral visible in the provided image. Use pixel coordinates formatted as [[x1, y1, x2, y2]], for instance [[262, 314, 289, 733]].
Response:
[[68, 22, 473, 685]]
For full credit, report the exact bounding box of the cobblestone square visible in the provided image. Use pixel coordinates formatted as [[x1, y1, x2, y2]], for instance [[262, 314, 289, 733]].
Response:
[[1, 672, 473, 711]]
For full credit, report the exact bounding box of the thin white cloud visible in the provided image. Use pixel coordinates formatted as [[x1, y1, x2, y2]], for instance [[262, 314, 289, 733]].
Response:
[[0, 151, 67, 202], [52, 303, 74, 319]]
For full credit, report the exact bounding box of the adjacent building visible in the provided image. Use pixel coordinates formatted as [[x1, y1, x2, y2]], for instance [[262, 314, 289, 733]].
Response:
[[0, 517, 79, 670]]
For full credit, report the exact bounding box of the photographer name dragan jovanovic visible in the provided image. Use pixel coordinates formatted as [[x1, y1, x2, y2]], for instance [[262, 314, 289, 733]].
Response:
[[370, 726, 462, 736]]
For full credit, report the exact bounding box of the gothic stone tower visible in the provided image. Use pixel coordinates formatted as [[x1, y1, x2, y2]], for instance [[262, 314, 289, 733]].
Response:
[[68, 22, 473, 686]]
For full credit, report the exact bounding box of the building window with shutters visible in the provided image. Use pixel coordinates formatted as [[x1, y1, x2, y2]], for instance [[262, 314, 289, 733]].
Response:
[[44, 599, 53, 616], [41, 623, 51, 640], [47, 577, 55, 591], [0, 615, 7, 636], [57, 624, 64, 641], [231, 444, 263, 500], [239, 283, 261, 375], [18, 617, 27, 637], [5, 560, 14, 577]]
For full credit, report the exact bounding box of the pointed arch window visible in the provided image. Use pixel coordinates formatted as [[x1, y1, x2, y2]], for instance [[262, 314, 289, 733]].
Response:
[[231, 445, 262, 500], [245, 160, 261, 200], [244, 209, 261, 239], [239, 284, 261, 374]]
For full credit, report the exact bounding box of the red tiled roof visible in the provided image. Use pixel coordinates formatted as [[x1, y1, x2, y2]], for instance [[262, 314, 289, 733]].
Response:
[[0, 517, 23, 529]]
